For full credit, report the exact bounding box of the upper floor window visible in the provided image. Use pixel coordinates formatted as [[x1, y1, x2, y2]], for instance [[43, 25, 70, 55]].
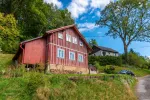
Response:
[[80, 41, 83, 46], [66, 34, 71, 42], [69, 51, 75, 60], [57, 48, 65, 58], [58, 33, 63, 39], [72, 37, 77, 44], [78, 54, 83, 62]]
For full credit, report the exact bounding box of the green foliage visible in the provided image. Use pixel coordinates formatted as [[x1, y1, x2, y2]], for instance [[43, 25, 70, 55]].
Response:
[[0, 54, 13, 71], [89, 56, 122, 66], [0, 13, 20, 53], [89, 39, 98, 47], [121, 49, 149, 69], [0, 74, 137, 100], [104, 65, 116, 74], [0, 0, 74, 40], [25, 72, 48, 97]]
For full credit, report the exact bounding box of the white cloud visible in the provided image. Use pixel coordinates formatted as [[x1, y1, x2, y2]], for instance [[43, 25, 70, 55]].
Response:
[[80, 16, 86, 20], [90, 0, 113, 9], [78, 22, 98, 32], [96, 11, 100, 17], [89, 8, 95, 14], [92, 16, 95, 18], [67, 0, 113, 19], [44, 0, 63, 8], [67, 0, 89, 18]]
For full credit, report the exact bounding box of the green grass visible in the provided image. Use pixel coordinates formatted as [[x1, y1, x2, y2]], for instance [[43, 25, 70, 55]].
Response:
[[98, 65, 150, 77], [0, 73, 137, 100], [115, 67, 150, 77], [0, 54, 14, 71]]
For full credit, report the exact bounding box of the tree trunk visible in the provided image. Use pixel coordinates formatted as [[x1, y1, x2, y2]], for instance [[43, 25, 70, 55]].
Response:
[[124, 44, 128, 64]]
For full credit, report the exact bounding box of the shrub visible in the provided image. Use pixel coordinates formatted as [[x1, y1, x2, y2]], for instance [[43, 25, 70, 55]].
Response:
[[104, 65, 116, 74], [25, 73, 47, 97], [121, 50, 149, 69], [89, 56, 122, 66], [34, 87, 50, 100]]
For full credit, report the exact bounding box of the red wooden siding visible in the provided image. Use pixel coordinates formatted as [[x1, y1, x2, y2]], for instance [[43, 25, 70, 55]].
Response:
[[48, 28, 88, 68], [23, 38, 46, 64]]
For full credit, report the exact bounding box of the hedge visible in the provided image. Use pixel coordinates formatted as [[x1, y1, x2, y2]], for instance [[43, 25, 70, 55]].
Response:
[[88, 56, 122, 66]]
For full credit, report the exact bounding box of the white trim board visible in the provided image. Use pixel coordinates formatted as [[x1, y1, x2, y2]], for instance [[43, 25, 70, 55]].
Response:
[[48, 42, 87, 55]]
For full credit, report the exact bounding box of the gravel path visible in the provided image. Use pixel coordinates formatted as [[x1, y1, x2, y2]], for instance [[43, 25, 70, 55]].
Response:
[[136, 75, 150, 100]]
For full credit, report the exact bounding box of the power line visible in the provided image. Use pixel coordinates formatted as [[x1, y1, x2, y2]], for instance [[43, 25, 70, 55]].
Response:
[[84, 36, 106, 38]]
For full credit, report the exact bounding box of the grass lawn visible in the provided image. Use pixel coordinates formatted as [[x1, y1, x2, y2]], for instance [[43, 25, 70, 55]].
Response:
[[0, 54, 14, 71], [0, 73, 137, 100], [115, 67, 150, 77], [98, 66, 150, 77]]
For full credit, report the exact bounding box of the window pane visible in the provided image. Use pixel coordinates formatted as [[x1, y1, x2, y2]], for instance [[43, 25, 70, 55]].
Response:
[[57, 48, 65, 58]]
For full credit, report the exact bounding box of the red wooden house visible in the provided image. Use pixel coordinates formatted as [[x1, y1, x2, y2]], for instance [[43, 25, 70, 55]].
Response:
[[13, 25, 91, 74]]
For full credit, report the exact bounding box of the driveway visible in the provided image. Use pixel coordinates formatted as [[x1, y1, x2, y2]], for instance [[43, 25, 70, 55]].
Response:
[[136, 75, 150, 100]]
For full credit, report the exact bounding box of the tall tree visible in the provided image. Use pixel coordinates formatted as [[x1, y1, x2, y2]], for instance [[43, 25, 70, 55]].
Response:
[[0, 0, 74, 40], [0, 12, 20, 53], [96, 0, 150, 63]]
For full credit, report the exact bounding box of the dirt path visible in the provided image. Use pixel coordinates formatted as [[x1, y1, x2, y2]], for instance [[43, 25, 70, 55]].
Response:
[[136, 75, 150, 100]]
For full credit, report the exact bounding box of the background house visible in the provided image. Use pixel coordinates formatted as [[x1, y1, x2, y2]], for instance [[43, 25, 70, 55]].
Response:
[[90, 45, 119, 57]]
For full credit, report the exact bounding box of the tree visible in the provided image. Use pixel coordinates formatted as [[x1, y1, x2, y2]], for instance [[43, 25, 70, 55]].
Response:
[[0, 0, 12, 14], [0, 0, 74, 40], [89, 39, 98, 47], [96, 0, 150, 63], [0, 12, 20, 53]]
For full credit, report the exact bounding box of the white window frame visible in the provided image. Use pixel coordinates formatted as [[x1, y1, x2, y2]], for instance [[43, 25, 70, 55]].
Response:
[[72, 37, 77, 44], [78, 54, 83, 62], [69, 51, 75, 60], [80, 41, 83, 46], [57, 48, 65, 59], [58, 33, 63, 39], [66, 34, 71, 42]]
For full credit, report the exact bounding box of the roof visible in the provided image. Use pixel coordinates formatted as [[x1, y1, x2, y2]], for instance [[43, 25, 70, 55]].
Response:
[[20, 36, 43, 44], [19, 24, 91, 51], [45, 24, 92, 51], [90, 45, 119, 54]]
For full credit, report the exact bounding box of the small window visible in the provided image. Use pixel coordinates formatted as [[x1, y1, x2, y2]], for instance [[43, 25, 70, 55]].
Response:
[[80, 41, 83, 46], [72, 37, 77, 44], [57, 48, 65, 58], [66, 34, 71, 42], [78, 54, 83, 62], [69, 52, 75, 60], [58, 33, 63, 39]]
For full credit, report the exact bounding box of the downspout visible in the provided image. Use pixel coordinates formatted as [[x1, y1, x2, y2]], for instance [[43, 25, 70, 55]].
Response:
[[20, 43, 24, 64], [44, 35, 49, 73]]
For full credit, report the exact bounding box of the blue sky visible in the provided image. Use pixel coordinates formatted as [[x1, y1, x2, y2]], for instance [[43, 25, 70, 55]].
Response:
[[44, 0, 150, 57]]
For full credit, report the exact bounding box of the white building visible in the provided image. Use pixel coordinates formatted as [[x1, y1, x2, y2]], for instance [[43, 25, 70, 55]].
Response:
[[90, 45, 119, 57]]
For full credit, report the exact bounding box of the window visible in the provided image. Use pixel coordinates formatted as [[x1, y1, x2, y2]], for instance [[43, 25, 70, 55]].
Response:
[[80, 41, 83, 46], [69, 52, 75, 60], [57, 48, 65, 58], [58, 33, 63, 39], [102, 51, 106, 56], [66, 34, 71, 42], [78, 54, 83, 62], [72, 37, 77, 44]]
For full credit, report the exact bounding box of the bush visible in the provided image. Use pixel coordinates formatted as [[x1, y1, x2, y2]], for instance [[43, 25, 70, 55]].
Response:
[[89, 56, 122, 66], [121, 50, 149, 69], [104, 65, 116, 74], [25, 73, 48, 97]]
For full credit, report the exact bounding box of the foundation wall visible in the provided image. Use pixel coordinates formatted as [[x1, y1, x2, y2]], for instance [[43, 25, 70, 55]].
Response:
[[48, 64, 89, 74]]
